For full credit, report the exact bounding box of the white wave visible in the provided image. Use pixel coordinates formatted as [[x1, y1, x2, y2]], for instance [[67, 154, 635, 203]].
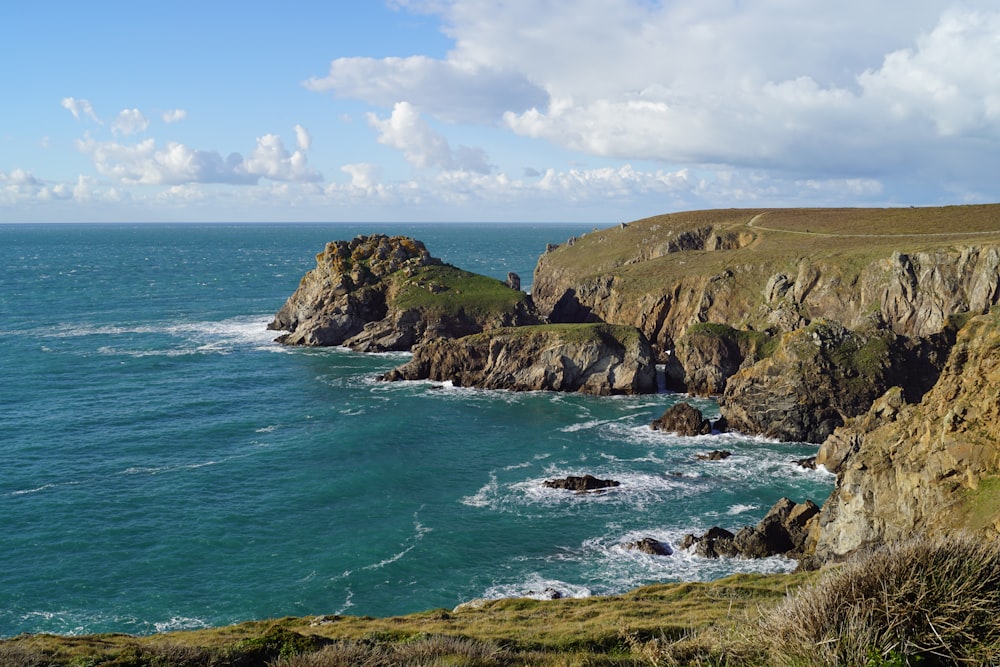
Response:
[[255, 425, 278, 433], [465, 469, 704, 514], [482, 576, 593, 602], [726, 503, 760, 515], [361, 514, 431, 571], [153, 616, 211, 633]]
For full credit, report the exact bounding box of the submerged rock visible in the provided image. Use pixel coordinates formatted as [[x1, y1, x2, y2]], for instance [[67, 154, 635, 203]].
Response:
[[624, 537, 673, 556], [695, 450, 732, 461]]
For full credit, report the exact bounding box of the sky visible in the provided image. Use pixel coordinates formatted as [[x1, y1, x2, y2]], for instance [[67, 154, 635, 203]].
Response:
[[2, 0, 999, 223]]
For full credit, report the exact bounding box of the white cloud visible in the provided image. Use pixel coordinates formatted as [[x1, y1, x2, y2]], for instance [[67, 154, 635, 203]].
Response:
[[162, 109, 187, 124], [305, 55, 547, 124], [316, 1, 1000, 195], [112, 108, 150, 136], [239, 131, 321, 182], [342, 163, 382, 191], [73, 127, 320, 186], [61, 97, 101, 123], [367, 102, 492, 173], [294, 124, 311, 151]]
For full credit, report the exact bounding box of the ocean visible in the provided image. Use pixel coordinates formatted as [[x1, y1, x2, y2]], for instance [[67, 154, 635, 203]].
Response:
[[0, 222, 833, 637]]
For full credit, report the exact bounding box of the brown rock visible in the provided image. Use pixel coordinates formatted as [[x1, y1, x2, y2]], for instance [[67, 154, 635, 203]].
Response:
[[696, 450, 732, 461], [624, 537, 673, 556], [381, 324, 656, 395], [651, 402, 712, 436]]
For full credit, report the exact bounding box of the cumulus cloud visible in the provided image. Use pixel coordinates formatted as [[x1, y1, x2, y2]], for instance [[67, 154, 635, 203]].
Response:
[[61, 97, 101, 123], [162, 109, 187, 124], [75, 127, 320, 186], [367, 102, 492, 173], [113, 108, 150, 136], [317, 0, 1000, 195], [306, 55, 548, 124]]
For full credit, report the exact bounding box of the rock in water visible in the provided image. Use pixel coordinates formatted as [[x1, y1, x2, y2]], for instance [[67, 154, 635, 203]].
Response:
[[543, 474, 621, 492], [624, 537, 673, 556], [680, 498, 820, 560], [268, 235, 537, 350], [695, 450, 731, 461], [651, 402, 712, 436], [381, 323, 656, 395]]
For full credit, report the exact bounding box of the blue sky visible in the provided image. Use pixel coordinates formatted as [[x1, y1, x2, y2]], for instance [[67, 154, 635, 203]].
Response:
[[3, 1, 1000, 222]]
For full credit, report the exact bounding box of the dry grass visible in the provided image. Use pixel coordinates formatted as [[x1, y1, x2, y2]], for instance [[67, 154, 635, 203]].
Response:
[[759, 535, 1000, 666]]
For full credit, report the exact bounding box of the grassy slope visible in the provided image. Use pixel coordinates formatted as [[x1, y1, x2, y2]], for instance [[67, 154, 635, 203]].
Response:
[[388, 264, 530, 318], [1, 571, 819, 665], [545, 205, 1000, 300]]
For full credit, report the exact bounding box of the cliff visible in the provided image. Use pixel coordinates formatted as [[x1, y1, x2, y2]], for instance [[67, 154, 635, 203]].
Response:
[[381, 323, 656, 395], [533, 206, 1000, 440], [269, 234, 537, 350], [813, 308, 1000, 560]]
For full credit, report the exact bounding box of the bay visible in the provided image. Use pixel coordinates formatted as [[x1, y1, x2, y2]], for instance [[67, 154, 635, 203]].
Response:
[[0, 223, 833, 636]]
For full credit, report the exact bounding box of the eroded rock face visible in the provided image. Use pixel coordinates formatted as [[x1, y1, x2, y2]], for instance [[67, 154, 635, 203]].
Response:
[[381, 324, 656, 396], [813, 310, 1000, 561], [650, 402, 712, 436], [269, 235, 537, 350], [718, 319, 953, 443]]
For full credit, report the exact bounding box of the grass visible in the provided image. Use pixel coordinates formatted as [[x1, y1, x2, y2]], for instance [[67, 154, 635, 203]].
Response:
[[388, 264, 531, 319], [7, 537, 1000, 665], [540, 205, 1000, 311], [462, 322, 646, 348]]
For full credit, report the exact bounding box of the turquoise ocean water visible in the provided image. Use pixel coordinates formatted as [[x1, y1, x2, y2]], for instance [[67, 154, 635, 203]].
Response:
[[0, 223, 833, 637]]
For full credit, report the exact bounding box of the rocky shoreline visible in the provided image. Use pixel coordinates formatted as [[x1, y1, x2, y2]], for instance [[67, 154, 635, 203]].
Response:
[[268, 205, 1000, 567]]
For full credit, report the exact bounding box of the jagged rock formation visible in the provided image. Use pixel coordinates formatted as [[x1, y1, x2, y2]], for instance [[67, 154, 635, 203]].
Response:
[[813, 309, 1000, 561], [269, 234, 537, 350], [681, 497, 820, 560], [650, 402, 712, 436], [718, 319, 950, 443], [380, 323, 656, 395]]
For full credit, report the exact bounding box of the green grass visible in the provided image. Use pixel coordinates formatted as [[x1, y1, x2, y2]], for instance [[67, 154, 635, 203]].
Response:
[[8, 537, 1000, 665], [464, 322, 645, 348], [541, 205, 1000, 308], [388, 264, 530, 319]]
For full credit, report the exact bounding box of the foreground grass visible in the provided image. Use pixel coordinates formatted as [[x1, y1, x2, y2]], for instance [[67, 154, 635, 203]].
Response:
[[6, 537, 1000, 665], [0, 571, 817, 666]]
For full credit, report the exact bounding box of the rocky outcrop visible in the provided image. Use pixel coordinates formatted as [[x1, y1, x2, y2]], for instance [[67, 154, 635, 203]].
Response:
[[269, 234, 537, 350], [650, 402, 712, 436], [532, 207, 1000, 374], [719, 319, 952, 443], [696, 450, 732, 461], [380, 324, 656, 395], [681, 498, 820, 560], [672, 324, 775, 395], [544, 475, 621, 492], [813, 309, 1000, 561]]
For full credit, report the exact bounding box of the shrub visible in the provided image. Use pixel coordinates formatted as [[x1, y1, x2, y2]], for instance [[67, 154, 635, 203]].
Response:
[[761, 535, 1000, 666]]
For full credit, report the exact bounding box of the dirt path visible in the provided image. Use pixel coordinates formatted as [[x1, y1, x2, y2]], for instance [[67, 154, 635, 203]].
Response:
[[746, 212, 1000, 238]]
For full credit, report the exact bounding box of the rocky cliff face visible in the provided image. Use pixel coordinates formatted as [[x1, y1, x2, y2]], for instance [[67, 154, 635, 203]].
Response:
[[531, 208, 1000, 440], [813, 309, 1000, 560], [269, 234, 537, 350], [533, 211, 1000, 364], [380, 324, 656, 395]]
